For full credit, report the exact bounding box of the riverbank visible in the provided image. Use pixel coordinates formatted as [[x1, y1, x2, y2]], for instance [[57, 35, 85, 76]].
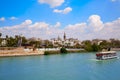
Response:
[[0, 48, 119, 57], [0, 47, 85, 57], [0, 52, 44, 57], [0, 47, 44, 57], [35, 48, 85, 55]]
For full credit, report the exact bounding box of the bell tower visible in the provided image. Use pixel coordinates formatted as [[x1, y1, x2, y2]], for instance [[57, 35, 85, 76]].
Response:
[[63, 32, 66, 41]]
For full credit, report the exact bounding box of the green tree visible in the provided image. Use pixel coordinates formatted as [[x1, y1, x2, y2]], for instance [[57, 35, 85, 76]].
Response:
[[99, 40, 111, 50], [44, 40, 53, 48], [29, 40, 42, 48], [110, 39, 120, 48], [6, 37, 16, 47], [60, 47, 67, 53], [74, 43, 82, 48], [21, 36, 27, 45], [92, 43, 100, 52], [83, 40, 93, 52], [82, 40, 101, 52]]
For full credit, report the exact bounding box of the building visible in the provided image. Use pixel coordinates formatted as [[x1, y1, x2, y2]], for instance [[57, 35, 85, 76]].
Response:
[[51, 33, 81, 47], [92, 39, 103, 45], [0, 38, 7, 47]]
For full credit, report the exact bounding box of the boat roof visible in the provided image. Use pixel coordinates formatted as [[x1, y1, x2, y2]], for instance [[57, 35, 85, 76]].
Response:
[[98, 51, 116, 54]]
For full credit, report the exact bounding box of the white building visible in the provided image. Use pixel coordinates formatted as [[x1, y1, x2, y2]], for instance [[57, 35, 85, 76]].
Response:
[[0, 38, 7, 46], [51, 33, 81, 47]]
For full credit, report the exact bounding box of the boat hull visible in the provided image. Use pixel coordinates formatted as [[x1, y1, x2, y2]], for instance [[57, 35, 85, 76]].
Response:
[[96, 51, 117, 60]]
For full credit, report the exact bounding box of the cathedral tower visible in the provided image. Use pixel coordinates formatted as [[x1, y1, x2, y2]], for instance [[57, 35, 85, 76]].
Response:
[[63, 32, 66, 41]]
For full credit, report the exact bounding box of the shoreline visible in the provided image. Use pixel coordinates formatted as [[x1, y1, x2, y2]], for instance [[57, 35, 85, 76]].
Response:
[[0, 52, 44, 57], [0, 49, 119, 57], [0, 47, 44, 57], [0, 47, 86, 57]]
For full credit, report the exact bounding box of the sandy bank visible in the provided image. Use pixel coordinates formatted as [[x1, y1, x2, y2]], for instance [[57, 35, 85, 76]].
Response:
[[0, 48, 44, 57]]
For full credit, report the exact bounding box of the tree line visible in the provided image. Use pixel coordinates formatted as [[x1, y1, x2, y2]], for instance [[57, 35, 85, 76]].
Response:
[[0, 33, 120, 52], [82, 39, 120, 52]]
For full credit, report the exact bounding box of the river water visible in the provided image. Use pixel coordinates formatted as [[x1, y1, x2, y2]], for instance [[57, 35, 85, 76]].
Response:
[[0, 52, 120, 80]]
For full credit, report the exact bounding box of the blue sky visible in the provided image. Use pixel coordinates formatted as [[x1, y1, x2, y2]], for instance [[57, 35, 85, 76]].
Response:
[[0, 0, 120, 40]]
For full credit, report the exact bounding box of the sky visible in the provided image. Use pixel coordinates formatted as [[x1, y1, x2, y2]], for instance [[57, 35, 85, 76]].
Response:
[[0, 0, 120, 40]]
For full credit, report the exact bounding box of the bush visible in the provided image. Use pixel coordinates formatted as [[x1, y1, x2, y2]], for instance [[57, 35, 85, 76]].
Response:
[[44, 51, 49, 55], [84, 43, 100, 52], [60, 47, 67, 53], [44, 51, 60, 55]]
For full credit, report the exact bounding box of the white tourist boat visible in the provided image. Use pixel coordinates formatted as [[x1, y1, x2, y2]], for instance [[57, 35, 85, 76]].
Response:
[[96, 51, 118, 60]]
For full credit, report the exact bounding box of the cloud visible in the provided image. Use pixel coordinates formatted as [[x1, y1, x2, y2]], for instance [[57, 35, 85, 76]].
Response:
[[54, 22, 61, 27], [10, 16, 18, 20], [0, 20, 61, 39], [0, 15, 120, 40], [30, 22, 49, 29], [111, 0, 115, 1], [88, 15, 104, 32], [101, 18, 120, 38], [0, 17, 18, 21], [0, 17, 5, 21], [111, 0, 120, 2], [38, 0, 64, 8], [53, 7, 72, 14], [22, 19, 32, 25], [65, 23, 86, 33]]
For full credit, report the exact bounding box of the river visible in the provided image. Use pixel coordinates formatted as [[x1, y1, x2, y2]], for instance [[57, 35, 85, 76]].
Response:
[[0, 52, 120, 80]]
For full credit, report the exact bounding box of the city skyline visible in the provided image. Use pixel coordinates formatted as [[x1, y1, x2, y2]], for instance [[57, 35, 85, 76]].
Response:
[[0, 0, 120, 40]]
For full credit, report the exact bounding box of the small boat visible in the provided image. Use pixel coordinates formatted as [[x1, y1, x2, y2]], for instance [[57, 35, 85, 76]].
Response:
[[96, 51, 117, 60]]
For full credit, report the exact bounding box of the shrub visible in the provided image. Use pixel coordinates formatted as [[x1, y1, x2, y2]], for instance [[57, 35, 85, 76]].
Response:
[[60, 47, 67, 53], [44, 51, 60, 55]]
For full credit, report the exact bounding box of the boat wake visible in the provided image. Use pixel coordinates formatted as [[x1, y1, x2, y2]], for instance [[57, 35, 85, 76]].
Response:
[[117, 57, 120, 59], [90, 59, 101, 61]]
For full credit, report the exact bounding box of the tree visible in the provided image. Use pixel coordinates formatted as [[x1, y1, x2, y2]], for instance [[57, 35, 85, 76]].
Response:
[[92, 43, 100, 52], [29, 40, 42, 48], [44, 40, 53, 48], [21, 36, 27, 45], [60, 47, 67, 53], [74, 43, 82, 48], [82, 40, 100, 52], [83, 40, 93, 52], [99, 40, 111, 50], [110, 39, 120, 48], [6, 37, 16, 47]]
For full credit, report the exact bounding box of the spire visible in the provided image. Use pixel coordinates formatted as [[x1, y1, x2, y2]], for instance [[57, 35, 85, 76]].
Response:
[[64, 32, 66, 41]]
